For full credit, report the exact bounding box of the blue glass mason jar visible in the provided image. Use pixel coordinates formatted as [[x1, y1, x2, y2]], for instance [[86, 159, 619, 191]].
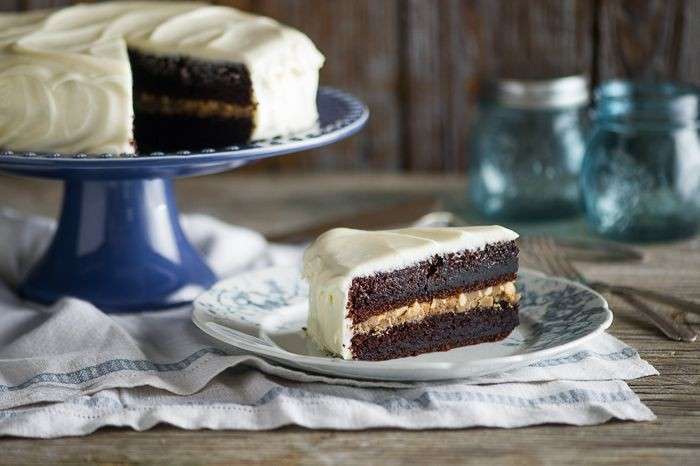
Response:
[[581, 81, 700, 241], [469, 76, 589, 221]]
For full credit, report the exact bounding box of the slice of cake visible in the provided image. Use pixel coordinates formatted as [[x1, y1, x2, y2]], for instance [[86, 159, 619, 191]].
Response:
[[303, 226, 519, 361], [0, 2, 324, 154]]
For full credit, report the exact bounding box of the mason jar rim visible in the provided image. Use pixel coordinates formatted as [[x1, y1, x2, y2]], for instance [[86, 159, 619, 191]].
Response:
[[594, 80, 700, 124], [496, 75, 589, 109]]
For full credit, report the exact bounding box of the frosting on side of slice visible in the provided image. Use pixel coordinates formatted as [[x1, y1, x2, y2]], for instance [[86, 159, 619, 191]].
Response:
[[303, 226, 519, 359]]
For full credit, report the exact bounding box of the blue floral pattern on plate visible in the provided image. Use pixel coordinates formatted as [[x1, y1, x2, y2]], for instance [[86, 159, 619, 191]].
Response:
[[192, 267, 613, 381], [195, 268, 307, 329]]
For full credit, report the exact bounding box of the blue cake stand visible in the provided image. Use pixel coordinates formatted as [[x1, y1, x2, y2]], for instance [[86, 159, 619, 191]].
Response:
[[0, 87, 368, 313]]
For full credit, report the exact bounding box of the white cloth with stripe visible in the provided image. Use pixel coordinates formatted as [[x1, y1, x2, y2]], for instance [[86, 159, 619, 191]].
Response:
[[0, 209, 657, 438]]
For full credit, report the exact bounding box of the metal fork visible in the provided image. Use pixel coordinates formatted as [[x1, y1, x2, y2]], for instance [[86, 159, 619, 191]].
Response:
[[417, 212, 700, 318], [530, 236, 698, 342], [520, 236, 700, 317]]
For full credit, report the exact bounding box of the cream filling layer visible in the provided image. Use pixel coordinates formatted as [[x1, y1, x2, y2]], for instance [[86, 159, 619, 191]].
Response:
[[136, 92, 255, 118], [353, 281, 519, 336]]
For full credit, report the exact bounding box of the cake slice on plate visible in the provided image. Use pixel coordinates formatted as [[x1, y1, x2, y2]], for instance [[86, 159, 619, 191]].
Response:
[[303, 226, 520, 361]]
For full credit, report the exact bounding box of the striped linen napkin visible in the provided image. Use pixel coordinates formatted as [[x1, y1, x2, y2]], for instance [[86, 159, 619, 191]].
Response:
[[0, 210, 656, 438]]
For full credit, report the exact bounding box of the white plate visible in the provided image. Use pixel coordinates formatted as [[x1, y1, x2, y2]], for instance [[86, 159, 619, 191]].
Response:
[[192, 267, 612, 381]]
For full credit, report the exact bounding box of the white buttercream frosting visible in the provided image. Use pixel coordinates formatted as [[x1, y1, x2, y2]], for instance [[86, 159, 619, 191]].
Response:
[[302, 226, 519, 359], [0, 1, 324, 154]]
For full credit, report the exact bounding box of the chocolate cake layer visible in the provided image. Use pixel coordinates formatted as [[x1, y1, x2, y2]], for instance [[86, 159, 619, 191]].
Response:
[[128, 49, 254, 105], [134, 113, 254, 152], [347, 240, 518, 324], [350, 301, 519, 361]]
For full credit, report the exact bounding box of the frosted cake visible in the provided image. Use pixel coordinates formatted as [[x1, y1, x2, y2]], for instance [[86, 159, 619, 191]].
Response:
[[303, 226, 520, 361], [0, 1, 324, 154]]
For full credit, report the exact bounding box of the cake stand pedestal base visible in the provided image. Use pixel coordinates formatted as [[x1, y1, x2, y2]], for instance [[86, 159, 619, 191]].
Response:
[[19, 178, 216, 313]]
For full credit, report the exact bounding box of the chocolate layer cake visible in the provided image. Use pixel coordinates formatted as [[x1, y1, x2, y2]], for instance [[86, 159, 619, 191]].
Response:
[[0, 2, 324, 154], [303, 226, 520, 361]]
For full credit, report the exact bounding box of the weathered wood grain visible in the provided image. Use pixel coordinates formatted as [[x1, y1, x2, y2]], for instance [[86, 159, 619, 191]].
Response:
[[676, 0, 700, 84], [0, 1, 21, 11], [399, 0, 443, 171], [217, 0, 403, 172], [400, 0, 592, 171], [18, 0, 71, 9], [1, 422, 700, 466], [465, 0, 592, 79], [597, 0, 694, 82], [0, 172, 699, 465]]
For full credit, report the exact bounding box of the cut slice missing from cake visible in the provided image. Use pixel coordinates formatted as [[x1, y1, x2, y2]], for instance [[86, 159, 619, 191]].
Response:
[[0, 2, 324, 154], [303, 226, 520, 361]]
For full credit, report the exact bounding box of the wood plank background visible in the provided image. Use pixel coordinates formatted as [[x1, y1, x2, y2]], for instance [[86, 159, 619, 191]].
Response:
[[8, 0, 700, 171]]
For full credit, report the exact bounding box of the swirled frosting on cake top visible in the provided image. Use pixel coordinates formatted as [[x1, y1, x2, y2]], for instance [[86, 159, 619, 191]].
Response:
[[0, 2, 324, 154]]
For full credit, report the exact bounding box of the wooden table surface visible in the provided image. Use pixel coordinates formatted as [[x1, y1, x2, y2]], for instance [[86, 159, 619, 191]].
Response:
[[1, 173, 699, 465]]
